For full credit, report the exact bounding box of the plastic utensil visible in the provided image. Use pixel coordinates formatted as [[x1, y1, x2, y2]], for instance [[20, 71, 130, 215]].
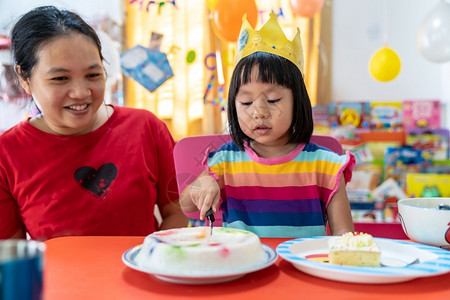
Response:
[[206, 208, 215, 235]]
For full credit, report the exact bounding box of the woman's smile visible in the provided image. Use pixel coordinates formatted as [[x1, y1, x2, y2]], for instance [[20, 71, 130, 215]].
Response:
[[64, 104, 90, 114]]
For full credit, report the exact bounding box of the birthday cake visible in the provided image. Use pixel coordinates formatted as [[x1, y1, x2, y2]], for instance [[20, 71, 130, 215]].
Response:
[[134, 227, 266, 274], [328, 232, 381, 267]]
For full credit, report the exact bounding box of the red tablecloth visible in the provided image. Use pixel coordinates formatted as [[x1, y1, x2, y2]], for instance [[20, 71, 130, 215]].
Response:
[[44, 236, 449, 300]]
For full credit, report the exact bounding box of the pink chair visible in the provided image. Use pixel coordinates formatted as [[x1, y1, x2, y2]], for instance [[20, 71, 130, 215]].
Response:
[[173, 133, 343, 223]]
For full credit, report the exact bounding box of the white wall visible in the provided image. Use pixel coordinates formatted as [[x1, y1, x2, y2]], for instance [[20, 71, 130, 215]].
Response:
[[0, 0, 122, 31], [331, 0, 450, 128]]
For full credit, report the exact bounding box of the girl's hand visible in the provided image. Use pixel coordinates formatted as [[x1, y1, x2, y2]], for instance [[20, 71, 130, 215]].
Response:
[[189, 175, 220, 220]]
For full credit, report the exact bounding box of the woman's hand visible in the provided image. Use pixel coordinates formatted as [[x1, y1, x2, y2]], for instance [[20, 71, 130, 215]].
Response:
[[159, 201, 189, 230], [9, 227, 27, 239]]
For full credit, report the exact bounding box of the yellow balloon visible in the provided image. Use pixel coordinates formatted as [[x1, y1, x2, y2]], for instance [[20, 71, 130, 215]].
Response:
[[369, 47, 401, 82], [206, 0, 218, 10]]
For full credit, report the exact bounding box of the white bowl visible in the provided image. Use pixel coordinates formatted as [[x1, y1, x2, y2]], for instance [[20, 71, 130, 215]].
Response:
[[398, 198, 450, 247]]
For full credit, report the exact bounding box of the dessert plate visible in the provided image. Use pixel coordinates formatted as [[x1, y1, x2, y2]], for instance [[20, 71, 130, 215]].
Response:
[[122, 244, 277, 284], [276, 236, 450, 284]]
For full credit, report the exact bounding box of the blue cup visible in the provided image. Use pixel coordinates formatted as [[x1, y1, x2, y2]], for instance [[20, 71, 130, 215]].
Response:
[[0, 240, 45, 300]]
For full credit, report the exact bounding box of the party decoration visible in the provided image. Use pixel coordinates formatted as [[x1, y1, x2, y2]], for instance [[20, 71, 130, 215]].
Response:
[[204, 53, 217, 71], [369, 46, 401, 82], [128, 0, 177, 13], [168, 45, 180, 54], [149, 32, 163, 51], [203, 74, 225, 109], [235, 13, 304, 74], [211, 0, 258, 42], [289, 0, 325, 18], [206, 0, 218, 10], [120, 45, 174, 92], [221, 49, 235, 67], [417, 1, 450, 63], [186, 50, 196, 64]]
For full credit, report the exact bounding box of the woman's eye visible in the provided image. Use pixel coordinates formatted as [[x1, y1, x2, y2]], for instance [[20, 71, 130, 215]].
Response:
[[240, 101, 253, 106], [87, 73, 102, 78], [268, 98, 281, 104]]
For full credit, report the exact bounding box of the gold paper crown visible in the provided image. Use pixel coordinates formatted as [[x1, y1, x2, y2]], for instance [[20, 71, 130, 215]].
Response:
[[235, 13, 304, 75]]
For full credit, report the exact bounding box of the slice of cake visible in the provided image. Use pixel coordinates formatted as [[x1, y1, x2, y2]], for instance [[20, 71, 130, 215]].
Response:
[[328, 232, 381, 267], [135, 227, 266, 274]]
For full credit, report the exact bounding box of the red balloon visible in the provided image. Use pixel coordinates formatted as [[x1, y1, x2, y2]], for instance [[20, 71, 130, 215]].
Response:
[[289, 0, 325, 18], [211, 0, 258, 42]]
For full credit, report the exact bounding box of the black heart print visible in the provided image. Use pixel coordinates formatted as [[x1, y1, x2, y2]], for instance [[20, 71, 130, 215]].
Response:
[[74, 163, 118, 197]]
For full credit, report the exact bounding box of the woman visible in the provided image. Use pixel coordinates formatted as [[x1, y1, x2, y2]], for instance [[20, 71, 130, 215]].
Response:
[[0, 6, 188, 240]]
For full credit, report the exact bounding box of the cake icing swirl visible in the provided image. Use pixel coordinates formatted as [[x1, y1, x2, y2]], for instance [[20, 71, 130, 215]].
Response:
[[328, 232, 379, 252]]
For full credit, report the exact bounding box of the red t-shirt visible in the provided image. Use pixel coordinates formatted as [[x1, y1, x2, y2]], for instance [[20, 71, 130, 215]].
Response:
[[0, 106, 178, 240]]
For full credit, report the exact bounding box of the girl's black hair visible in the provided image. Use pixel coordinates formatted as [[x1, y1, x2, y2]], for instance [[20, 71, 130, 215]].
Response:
[[11, 6, 103, 80], [227, 51, 314, 150]]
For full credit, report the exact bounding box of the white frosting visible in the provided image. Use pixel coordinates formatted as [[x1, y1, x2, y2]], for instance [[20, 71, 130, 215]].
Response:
[[328, 232, 380, 252], [135, 227, 266, 274]]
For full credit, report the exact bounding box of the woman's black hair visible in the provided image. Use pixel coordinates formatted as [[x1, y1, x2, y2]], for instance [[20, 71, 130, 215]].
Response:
[[11, 6, 103, 80], [227, 51, 314, 150]]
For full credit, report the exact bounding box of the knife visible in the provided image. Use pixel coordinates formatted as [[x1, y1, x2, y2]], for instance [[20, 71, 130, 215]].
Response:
[[206, 208, 215, 235]]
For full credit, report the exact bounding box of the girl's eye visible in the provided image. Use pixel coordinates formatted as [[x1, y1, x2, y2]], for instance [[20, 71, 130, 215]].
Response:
[[268, 99, 281, 104], [52, 76, 68, 81], [239, 101, 253, 106]]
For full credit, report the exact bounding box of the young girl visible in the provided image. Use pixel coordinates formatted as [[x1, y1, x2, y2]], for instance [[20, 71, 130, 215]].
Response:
[[180, 14, 355, 237]]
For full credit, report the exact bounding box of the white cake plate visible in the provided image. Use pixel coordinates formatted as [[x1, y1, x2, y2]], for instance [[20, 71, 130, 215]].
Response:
[[122, 244, 277, 284]]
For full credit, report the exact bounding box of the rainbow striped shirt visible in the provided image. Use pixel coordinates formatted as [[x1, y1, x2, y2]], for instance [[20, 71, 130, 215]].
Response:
[[205, 141, 355, 237]]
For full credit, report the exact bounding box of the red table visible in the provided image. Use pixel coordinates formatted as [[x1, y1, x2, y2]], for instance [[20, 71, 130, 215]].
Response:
[[44, 236, 450, 300]]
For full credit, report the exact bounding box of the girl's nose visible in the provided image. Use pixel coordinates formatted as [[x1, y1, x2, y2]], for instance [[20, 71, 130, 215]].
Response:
[[252, 104, 270, 119]]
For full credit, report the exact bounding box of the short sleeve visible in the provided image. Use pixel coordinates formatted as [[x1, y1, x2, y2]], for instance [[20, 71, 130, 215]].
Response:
[[203, 147, 225, 181], [342, 150, 356, 184], [323, 149, 356, 209]]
